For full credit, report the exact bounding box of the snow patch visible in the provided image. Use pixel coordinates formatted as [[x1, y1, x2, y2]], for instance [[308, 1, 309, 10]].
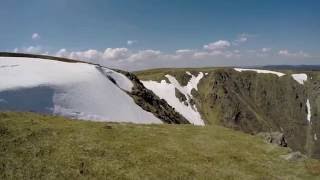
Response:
[[291, 73, 308, 85], [306, 99, 311, 123], [186, 71, 192, 76], [314, 133, 318, 141], [183, 71, 204, 93], [0, 57, 161, 124], [234, 68, 285, 77], [142, 72, 204, 125]]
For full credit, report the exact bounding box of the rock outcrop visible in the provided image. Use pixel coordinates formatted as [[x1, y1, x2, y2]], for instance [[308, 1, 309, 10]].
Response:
[[115, 69, 190, 124], [257, 132, 288, 147]]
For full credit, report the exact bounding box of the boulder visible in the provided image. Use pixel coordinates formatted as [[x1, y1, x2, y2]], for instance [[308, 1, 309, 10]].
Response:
[[257, 132, 288, 147]]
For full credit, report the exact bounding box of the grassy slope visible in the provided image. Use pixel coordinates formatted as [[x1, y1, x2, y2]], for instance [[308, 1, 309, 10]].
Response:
[[134, 67, 219, 83], [1, 112, 320, 179]]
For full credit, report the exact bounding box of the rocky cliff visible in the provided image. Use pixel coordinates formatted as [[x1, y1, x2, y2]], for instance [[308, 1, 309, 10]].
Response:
[[135, 67, 320, 158]]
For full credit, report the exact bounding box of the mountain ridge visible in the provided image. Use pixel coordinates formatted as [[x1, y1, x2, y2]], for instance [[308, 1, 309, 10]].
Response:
[[135, 67, 320, 159], [1, 53, 319, 159]]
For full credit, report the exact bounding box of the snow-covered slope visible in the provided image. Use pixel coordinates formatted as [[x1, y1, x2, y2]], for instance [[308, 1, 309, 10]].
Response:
[[142, 72, 205, 126], [0, 57, 161, 124], [234, 68, 285, 77]]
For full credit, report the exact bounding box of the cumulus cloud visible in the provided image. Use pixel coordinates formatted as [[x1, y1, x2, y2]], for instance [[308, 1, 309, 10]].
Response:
[[205, 33, 255, 50], [203, 40, 231, 50], [103, 48, 130, 60], [127, 40, 138, 46], [32, 33, 40, 40], [128, 50, 161, 62], [69, 49, 101, 61], [51, 47, 237, 64], [54, 48, 132, 62]]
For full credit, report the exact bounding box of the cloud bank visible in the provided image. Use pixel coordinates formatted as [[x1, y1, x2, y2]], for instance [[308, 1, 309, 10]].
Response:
[[12, 34, 318, 71]]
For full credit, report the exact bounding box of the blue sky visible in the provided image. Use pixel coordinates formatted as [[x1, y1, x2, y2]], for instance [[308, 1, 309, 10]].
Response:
[[0, 0, 319, 70]]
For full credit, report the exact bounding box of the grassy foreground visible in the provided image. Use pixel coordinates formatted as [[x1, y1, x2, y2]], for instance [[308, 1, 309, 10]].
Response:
[[0, 112, 319, 179]]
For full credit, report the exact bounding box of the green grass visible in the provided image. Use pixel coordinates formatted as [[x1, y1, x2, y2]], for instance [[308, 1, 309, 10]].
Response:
[[134, 67, 221, 83], [1, 112, 320, 179]]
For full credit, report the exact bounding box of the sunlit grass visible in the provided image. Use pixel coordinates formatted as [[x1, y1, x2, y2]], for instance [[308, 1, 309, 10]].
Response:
[[1, 112, 319, 179]]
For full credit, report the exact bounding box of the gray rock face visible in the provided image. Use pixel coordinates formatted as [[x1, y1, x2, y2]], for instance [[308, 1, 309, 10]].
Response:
[[175, 88, 187, 103], [257, 132, 288, 147], [194, 69, 319, 158]]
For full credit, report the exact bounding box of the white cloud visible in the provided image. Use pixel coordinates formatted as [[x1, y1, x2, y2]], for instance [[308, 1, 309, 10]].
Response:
[[262, 48, 271, 52], [12, 45, 313, 68], [56, 48, 68, 57], [278, 49, 290, 56], [174, 49, 196, 58], [233, 33, 255, 45], [32, 33, 40, 40], [128, 49, 161, 62], [192, 49, 238, 59], [60, 47, 237, 63], [10, 32, 315, 71], [176, 49, 194, 54], [26, 46, 41, 53], [55, 48, 130, 61], [236, 36, 248, 43], [127, 40, 138, 46], [278, 49, 310, 58], [203, 40, 231, 50], [53, 48, 160, 62], [103, 48, 130, 60], [69, 49, 101, 61]]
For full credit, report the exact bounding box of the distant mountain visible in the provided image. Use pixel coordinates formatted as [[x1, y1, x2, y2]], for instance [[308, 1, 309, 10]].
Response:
[[262, 65, 320, 71]]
